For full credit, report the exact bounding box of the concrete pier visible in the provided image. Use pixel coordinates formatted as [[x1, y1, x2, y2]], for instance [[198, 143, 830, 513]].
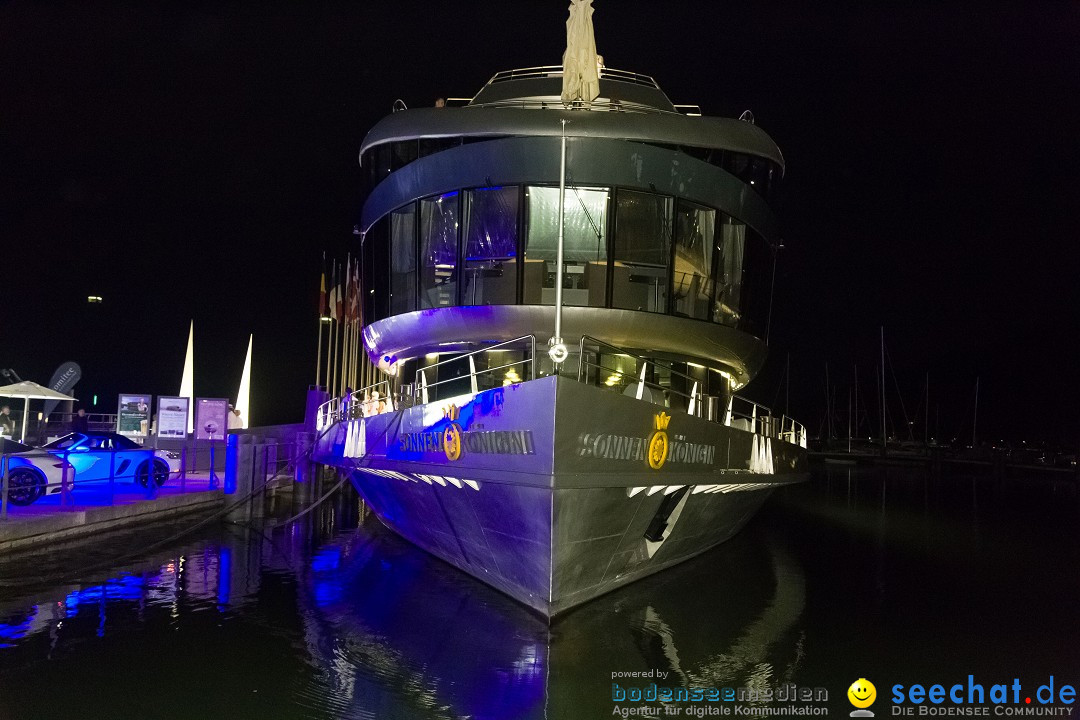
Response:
[[0, 482, 224, 553]]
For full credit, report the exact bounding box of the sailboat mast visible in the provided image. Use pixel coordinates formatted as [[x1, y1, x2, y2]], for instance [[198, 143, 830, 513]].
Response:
[[785, 352, 790, 416], [880, 327, 886, 450], [825, 362, 832, 441], [854, 364, 859, 438], [847, 385, 852, 453], [972, 376, 979, 446]]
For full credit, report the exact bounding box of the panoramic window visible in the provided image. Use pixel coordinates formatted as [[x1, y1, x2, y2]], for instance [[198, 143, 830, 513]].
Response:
[[612, 189, 672, 313], [714, 216, 745, 326], [462, 186, 519, 305], [362, 144, 391, 195], [523, 186, 608, 307], [389, 204, 417, 315], [672, 201, 715, 320], [419, 192, 460, 308], [390, 140, 419, 171]]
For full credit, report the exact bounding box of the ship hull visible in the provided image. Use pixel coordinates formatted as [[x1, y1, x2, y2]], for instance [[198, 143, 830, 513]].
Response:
[[314, 376, 807, 616]]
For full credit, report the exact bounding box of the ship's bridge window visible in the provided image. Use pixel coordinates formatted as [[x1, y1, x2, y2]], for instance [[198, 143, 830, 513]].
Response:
[[390, 140, 419, 171], [420, 192, 460, 309], [726, 153, 778, 200], [362, 144, 392, 196], [673, 201, 715, 320], [463, 186, 519, 305], [612, 189, 672, 314], [418, 136, 463, 158], [523, 186, 609, 307], [389, 204, 417, 315]]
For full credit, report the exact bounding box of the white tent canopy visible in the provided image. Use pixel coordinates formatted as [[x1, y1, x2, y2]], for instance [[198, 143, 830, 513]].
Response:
[[0, 381, 77, 443]]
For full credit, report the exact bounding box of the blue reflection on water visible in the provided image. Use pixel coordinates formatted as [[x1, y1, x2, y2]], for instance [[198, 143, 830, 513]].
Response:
[[65, 574, 144, 614]]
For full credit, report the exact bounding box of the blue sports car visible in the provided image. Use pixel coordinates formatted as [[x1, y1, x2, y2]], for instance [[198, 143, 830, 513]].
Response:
[[2, 432, 179, 506]]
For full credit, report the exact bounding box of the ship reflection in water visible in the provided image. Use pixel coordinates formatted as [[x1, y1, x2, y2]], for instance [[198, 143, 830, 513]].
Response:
[[0, 466, 1076, 719]]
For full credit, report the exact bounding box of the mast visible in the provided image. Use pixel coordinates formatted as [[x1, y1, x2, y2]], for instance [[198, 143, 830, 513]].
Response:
[[925, 371, 929, 446], [548, 119, 569, 368], [785, 352, 790, 416], [972, 376, 979, 447], [854, 364, 859, 438], [880, 327, 886, 450], [824, 362, 831, 442]]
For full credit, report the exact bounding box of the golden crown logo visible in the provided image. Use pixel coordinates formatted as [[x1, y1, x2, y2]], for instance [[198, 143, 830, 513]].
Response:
[[648, 413, 671, 470], [443, 404, 460, 421]]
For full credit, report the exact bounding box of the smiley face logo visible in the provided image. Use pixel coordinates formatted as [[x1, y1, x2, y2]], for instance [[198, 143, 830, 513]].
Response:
[[848, 678, 876, 709]]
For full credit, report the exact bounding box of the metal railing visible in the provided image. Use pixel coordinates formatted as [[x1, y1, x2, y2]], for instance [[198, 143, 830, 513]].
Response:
[[577, 335, 706, 413], [725, 396, 807, 449], [487, 66, 661, 89], [310, 333, 805, 450], [576, 335, 807, 449], [0, 447, 197, 519], [465, 97, 678, 115], [0, 434, 308, 521], [314, 337, 538, 434], [315, 380, 394, 432], [412, 335, 537, 403]]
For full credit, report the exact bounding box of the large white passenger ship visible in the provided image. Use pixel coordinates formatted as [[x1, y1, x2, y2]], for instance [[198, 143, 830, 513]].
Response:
[[313, 23, 808, 615]]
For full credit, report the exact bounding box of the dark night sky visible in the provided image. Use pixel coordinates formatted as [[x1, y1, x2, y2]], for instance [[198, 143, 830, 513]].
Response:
[[2, 2, 1078, 444]]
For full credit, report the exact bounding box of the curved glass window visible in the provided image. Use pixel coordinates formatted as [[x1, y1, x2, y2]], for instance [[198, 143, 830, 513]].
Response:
[[714, 216, 745, 327], [420, 192, 460, 308], [366, 181, 776, 343], [524, 186, 609, 307], [463, 186, 519, 305], [362, 144, 391, 196], [390, 140, 419, 171], [672, 201, 715, 320], [389, 204, 416, 315], [612, 189, 672, 313], [725, 153, 778, 200], [363, 215, 389, 324]]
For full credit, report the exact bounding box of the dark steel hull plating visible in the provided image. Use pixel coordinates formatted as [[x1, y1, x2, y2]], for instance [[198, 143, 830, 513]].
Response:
[[313, 376, 807, 616]]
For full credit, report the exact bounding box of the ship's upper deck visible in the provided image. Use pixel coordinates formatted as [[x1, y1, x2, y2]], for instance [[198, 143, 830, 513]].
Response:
[[358, 67, 785, 172], [471, 66, 678, 112], [354, 66, 788, 389]]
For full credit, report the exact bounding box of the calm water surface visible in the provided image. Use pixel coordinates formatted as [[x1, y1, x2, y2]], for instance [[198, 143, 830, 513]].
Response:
[[0, 466, 1076, 719]]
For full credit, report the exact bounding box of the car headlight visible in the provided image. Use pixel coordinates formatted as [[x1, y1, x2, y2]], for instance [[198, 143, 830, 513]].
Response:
[[163, 451, 180, 460]]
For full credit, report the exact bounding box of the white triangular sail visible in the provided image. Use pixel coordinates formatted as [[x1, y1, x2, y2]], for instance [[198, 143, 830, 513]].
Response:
[[179, 320, 195, 434], [236, 334, 252, 429]]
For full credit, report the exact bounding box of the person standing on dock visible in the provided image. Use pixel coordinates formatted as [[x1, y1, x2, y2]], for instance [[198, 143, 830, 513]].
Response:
[[72, 408, 89, 433], [0, 405, 15, 438], [227, 405, 243, 431]]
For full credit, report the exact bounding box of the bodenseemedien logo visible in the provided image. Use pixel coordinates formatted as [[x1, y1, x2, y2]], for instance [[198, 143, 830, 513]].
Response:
[[849, 678, 877, 717]]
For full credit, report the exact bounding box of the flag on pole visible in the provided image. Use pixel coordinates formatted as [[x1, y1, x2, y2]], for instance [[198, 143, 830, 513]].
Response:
[[344, 256, 354, 324], [319, 253, 327, 317], [335, 262, 344, 321], [328, 260, 339, 321], [352, 260, 362, 327]]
